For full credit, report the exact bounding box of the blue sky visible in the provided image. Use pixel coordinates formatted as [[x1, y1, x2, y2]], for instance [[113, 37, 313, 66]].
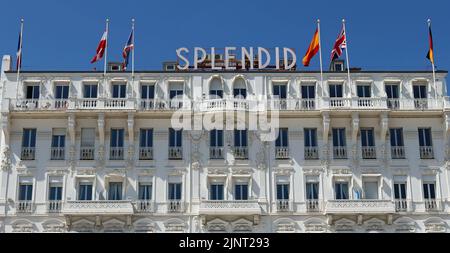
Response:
[[1, 0, 448, 75]]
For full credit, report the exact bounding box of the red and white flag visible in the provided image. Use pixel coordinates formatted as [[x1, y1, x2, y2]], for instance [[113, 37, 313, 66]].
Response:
[[90, 31, 108, 63], [330, 24, 346, 61]]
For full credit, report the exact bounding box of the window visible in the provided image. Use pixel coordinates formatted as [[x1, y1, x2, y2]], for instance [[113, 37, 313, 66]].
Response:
[[394, 182, 407, 200], [141, 84, 155, 99], [363, 181, 379, 199], [78, 182, 93, 201], [306, 182, 319, 200], [423, 182, 436, 200], [335, 182, 349, 200], [55, 85, 69, 99], [209, 85, 223, 98], [385, 83, 399, 99], [52, 130, 66, 148], [275, 128, 288, 147], [273, 84, 287, 99], [169, 88, 183, 99], [26, 85, 40, 99], [210, 183, 224, 200], [360, 128, 375, 147], [138, 182, 152, 200], [332, 128, 346, 147], [48, 182, 62, 201], [111, 129, 124, 148], [390, 128, 404, 147], [234, 130, 248, 147], [357, 85, 371, 98], [108, 182, 123, 200], [329, 84, 343, 98], [139, 129, 153, 147], [22, 129, 37, 148], [235, 183, 248, 200], [301, 85, 315, 99], [210, 129, 223, 147], [81, 128, 95, 147], [112, 83, 126, 98], [233, 88, 247, 98], [169, 128, 182, 147], [19, 183, 33, 201], [418, 128, 432, 147], [413, 85, 427, 99], [168, 183, 182, 200], [83, 84, 98, 98], [304, 128, 317, 147], [276, 183, 290, 200]]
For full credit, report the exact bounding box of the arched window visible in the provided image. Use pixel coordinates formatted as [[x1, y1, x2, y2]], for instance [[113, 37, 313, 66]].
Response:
[[209, 78, 223, 99], [233, 78, 247, 99]]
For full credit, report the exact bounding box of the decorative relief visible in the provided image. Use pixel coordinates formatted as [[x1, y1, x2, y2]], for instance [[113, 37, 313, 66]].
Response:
[[1, 146, 11, 172], [303, 167, 324, 175], [231, 168, 253, 175], [168, 168, 186, 176], [207, 168, 228, 175], [425, 223, 447, 233], [273, 167, 294, 176], [42, 220, 66, 233], [12, 221, 34, 233]]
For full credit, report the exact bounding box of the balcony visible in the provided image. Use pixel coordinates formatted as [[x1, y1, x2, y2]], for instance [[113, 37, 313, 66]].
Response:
[[47, 200, 62, 213], [210, 147, 224, 159], [16, 201, 34, 214], [62, 200, 134, 215], [325, 200, 395, 214], [414, 98, 428, 110], [424, 199, 438, 211], [333, 146, 347, 159], [395, 199, 408, 212], [276, 200, 293, 212], [387, 98, 400, 110], [134, 200, 155, 213], [391, 146, 405, 159], [50, 147, 65, 160], [167, 200, 184, 213], [80, 147, 95, 160], [306, 199, 320, 212], [10, 99, 68, 111], [304, 146, 319, 160], [328, 97, 351, 108], [361, 146, 376, 159], [233, 147, 248, 160], [72, 98, 135, 110], [110, 147, 124, 160], [275, 147, 289, 159], [168, 147, 183, 160], [300, 99, 316, 110], [420, 146, 434, 159], [21, 147, 35, 160], [199, 200, 261, 215], [139, 147, 153, 160]]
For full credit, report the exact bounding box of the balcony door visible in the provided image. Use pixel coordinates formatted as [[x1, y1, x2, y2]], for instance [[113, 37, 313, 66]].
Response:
[[210, 183, 224, 200], [363, 181, 379, 199], [108, 182, 123, 201], [273, 84, 287, 99], [112, 83, 126, 98], [26, 85, 40, 99], [235, 183, 249, 200], [334, 182, 349, 200]]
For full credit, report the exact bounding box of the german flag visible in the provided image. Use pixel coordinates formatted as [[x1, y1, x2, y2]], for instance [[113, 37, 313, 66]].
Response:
[[426, 24, 434, 64], [302, 28, 320, 67]]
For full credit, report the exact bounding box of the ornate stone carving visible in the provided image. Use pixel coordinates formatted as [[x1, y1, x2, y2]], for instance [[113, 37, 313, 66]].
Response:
[[273, 167, 294, 176], [1, 146, 11, 172]]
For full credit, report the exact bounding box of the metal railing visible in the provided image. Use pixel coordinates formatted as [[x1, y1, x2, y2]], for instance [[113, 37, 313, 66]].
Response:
[[50, 147, 65, 160], [139, 147, 153, 160]]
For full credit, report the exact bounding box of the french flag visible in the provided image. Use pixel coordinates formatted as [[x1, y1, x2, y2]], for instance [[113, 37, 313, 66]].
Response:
[[122, 30, 134, 70], [90, 31, 108, 64]]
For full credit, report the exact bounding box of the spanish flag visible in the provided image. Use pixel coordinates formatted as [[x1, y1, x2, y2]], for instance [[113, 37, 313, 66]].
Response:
[[426, 24, 434, 64], [302, 28, 320, 67]]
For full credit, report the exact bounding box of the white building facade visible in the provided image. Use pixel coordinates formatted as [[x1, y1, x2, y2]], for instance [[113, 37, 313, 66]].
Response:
[[0, 55, 449, 233]]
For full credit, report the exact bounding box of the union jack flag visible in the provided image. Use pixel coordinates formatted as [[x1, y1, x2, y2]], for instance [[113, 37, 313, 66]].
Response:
[[122, 30, 134, 70], [330, 24, 346, 61]]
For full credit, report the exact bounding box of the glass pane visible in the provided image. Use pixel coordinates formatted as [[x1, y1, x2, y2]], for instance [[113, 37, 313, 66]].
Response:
[[400, 184, 406, 199]]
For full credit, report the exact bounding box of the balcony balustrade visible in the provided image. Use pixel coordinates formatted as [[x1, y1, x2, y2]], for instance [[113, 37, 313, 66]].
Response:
[[424, 199, 438, 211], [276, 200, 293, 212], [50, 147, 65, 160], [233, 147, 248, 160], [210, 147, 224, 159], [325, 200, 395, 214], [110, 147, 124, 160], [199, 200, 261, 215], [333, 146, 347, 159], [167, 200, 184, 213], [304, 146, 319, 160], [395, 199, 408, 212], [80, 147, 95, 160], [420, 146, 434, 159], [62, 200, 134, 215], [361, 146, 376, 159], [16, 201, 34, 214], [134, 200, 155, 213], [21, 147, 35, 160], [306, 199, 320, 212], [391, 146, 405, 159], [139, 147, 153, 160], [169, 147, 183, 160], [275, 147, 289, 159], [47, 200, 62, 213]]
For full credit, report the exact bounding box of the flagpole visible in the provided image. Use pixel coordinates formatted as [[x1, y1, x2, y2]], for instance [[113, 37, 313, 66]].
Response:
[[317, 19, 324, 97], [131, 18, 135, 80], [104, 18, 109, 76], [15, 18, 24, 101], [428, 18, 437, 99], [342, 19, 352, 97]]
